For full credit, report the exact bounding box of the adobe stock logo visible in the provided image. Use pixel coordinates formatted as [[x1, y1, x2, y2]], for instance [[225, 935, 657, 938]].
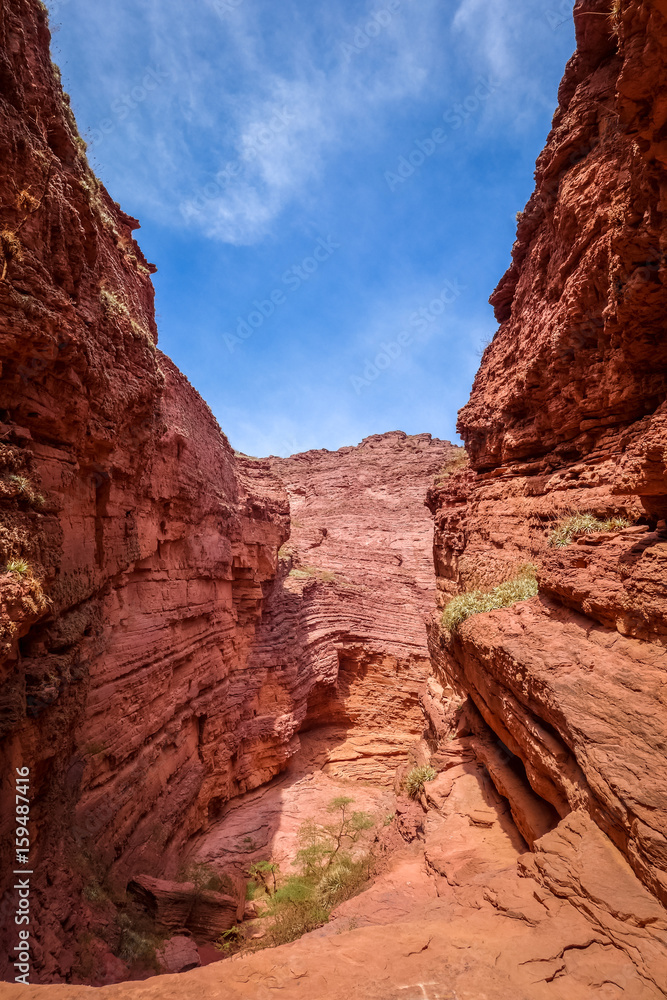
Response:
[[223, 236, 340, 352], [350, 277, 465, 394], [384, 76, 500, 191]]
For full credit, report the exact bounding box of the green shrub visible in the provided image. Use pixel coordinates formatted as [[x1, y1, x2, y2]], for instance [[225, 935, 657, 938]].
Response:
[[214, 925, 243, 953], [266, 898, 331, 947], [317, 857, 370, 906], [248, 860, 278, 896], [116, 925, 159, 968], [249, 797, 376, 949], [405, 765, 436, 799], [442, 564, 538, 632], [245, 880, 259, 900], [548, 513, 630, 548], [114, 908, 163, 971]]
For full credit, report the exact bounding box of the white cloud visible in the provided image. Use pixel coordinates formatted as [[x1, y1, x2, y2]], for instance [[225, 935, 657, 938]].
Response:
[[452, 0, 516, 82], [143, 0, 449, 244]]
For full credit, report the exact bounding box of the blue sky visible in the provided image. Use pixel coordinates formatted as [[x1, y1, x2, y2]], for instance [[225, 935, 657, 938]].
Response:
[[47, 0, 575, 457]]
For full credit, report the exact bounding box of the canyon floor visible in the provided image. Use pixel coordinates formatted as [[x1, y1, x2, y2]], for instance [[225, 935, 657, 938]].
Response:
[[8, 729, 667, 999]]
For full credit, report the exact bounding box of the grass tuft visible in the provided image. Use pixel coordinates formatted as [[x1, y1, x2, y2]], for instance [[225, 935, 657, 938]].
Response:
[[6, 559, 30, 577], [8, 474, 45, 508], [289, 565, 337, 583], [435, 450, 469, 484], [548, 513, 630, 548], [405, 765, 436, 799], [442, 564, 538, 632]]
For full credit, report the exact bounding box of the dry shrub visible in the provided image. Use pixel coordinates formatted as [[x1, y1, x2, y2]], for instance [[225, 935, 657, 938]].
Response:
[[548, 513, 630, 548], [0, 230, 23, 280], [442, 564, 538, 633]]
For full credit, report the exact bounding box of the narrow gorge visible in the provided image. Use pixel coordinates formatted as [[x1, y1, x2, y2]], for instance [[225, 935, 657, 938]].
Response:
[[1, 0, 666, 997]]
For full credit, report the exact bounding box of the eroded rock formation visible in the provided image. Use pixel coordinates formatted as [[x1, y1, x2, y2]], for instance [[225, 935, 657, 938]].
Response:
[[0, 0, 289, 982], [0, 3, 457, 981], [425, 0, 667, 986], [246, 433, 459, 785]]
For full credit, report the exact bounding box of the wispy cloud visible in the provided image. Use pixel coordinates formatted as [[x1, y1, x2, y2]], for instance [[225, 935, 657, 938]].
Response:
[[89, 0, 450, 245], [452, 0, 517, 82]]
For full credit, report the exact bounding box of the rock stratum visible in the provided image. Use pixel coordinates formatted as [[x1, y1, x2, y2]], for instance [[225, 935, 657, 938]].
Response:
[[1, 0, 667, 997]]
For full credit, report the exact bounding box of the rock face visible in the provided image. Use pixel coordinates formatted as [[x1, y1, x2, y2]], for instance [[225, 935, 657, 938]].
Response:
[[243, 433, 459, 786], [0, 2, 458, 983], [0, 0, 290, 983], [427, 0, 667, 932], [3, 0, 667, 995]]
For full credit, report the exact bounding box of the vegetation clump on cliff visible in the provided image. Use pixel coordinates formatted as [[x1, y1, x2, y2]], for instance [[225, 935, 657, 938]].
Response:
[[434, 450, 469, 484], [548, 513, 630, 548], [405, 765, 436, 799], [442, 564, 538, 633]]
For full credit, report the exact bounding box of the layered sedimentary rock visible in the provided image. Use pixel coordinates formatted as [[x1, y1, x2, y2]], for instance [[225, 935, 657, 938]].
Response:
[[427, 0, 667, 923], [4, 0, 667, 993], [242, 433, 459, 784], [185, 433, 457, 896], [11, 728, 667, 999], [0, 0, 288, 983]]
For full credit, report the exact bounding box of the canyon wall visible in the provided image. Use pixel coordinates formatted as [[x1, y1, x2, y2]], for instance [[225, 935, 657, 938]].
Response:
[[2, 0, 667, 994], [249, 432, 459, 784], [428, 0, 667, 913], [0, 0, 291, 982]]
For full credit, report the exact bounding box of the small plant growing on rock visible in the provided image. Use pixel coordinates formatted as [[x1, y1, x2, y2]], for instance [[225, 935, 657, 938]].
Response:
[[115, 911, 162, 971], [441, 564, 538, 633], [405, 765, 436, 799], [289, 565, 337, 583], [177, 860, 231, 895], [6, 558, 30, 577], [434, 450, 469, 484], [8, 474, 45, 508], [248, 860, 279, 896], [17, 190, 39, 213], [548, 512, 630, 548], [0, 229, 23, 281], [215, 925, 243, 953]]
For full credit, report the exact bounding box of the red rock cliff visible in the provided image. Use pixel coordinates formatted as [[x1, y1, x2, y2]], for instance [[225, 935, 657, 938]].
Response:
[[0, 0, 289, 982], [0, 4, 461, 983], [244, 432, 461, 785], [428, 0, 667, 918]]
